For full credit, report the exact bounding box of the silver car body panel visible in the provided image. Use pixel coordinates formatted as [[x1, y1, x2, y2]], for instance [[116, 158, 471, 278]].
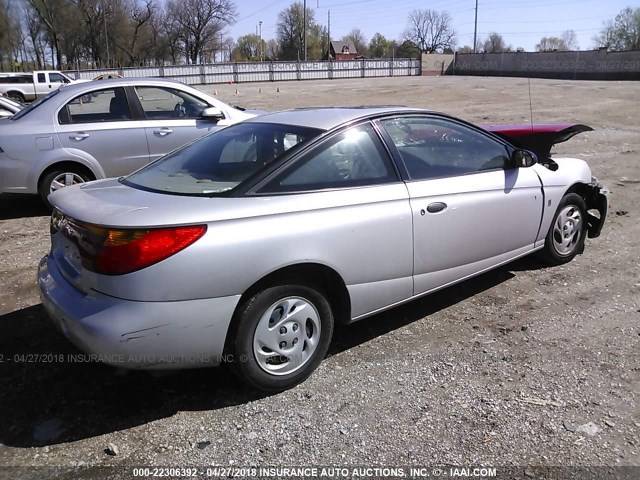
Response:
[[49, 180, 414, 318], [39, 254, 239, 369], [55, 119, 149, 178], [407, 167, 543, 294], [0, 78, 255, 194], [531, 157, 594, 246]]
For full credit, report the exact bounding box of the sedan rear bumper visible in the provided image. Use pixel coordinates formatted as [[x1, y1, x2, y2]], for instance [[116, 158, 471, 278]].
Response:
[[38, 254, 240, 369]]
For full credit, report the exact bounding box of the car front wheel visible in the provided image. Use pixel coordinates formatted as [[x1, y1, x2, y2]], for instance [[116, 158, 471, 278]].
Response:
[[539, 192, 587, 265], [227, 284, 334, 392]]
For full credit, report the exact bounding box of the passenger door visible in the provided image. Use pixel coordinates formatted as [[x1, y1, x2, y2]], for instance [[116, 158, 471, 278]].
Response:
[[56, 86, 149, 177], [256, 122, 414, 319], [378, 116, 544, 295], [134, 86, 226, 162]]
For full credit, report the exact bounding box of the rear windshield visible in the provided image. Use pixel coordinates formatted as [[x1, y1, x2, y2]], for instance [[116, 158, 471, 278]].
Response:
[[124, 122, 323, 195]]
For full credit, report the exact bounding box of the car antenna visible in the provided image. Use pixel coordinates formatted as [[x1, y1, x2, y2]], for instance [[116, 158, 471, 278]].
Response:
[[528, 77, 534, 130]]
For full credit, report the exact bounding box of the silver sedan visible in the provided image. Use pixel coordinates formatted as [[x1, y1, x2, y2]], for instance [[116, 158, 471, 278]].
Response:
[[0, 78, 257, 205], [38, 107, 609, 391]]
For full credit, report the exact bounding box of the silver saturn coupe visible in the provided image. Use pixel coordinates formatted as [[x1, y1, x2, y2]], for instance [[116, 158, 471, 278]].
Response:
[[38, 107, 609, 391], [0, 78, 257, 206]]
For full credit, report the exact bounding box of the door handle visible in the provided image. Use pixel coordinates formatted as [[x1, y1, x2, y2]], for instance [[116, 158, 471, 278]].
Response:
[[154, 128, 173, 136], [425, 202, 447, 214], [69, 132, 90, 141]]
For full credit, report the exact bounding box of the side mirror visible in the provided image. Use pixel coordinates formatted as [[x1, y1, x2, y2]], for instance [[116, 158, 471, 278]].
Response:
[[511, 149, 538, 168], [201, 107, 224, 120]]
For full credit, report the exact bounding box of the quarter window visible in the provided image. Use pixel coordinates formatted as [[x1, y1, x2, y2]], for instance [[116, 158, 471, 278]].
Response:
[[260, 123, 397, 193], [134, 86, 210, 120], [380, 117, 510, 180], [58, 87, 131, 124]]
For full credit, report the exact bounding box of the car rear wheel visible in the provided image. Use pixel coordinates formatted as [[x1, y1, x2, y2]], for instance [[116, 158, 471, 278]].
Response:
[[38, 167, 93, 208], [7, 91, 25, 103], [227, 284, 334, 392], [539, 192, 587, 265]]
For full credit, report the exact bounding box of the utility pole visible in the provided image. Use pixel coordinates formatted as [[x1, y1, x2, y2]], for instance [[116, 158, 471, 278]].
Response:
[[327, 10, 331, 61], [473, 0, 478, 53], [104, 6, 110, 68], [303, 0, 307, 61], [259, 21, 263, 61]]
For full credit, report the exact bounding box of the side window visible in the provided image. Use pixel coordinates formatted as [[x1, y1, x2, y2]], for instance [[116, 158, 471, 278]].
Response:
[[134, 86, 210, 120], [380, 117, 510, 180], [58, 87, 131, 124], [219, 129, 313, 165], [260, 123, 397, 193], [37, 73, 46, 83], [49, 73, 66, 83]]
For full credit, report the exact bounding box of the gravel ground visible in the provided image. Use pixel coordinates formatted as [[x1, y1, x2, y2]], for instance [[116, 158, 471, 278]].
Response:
[[0, 76, 638, 478]]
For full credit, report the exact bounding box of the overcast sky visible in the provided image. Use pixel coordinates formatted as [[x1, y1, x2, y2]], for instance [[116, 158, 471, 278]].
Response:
[[229, 0, 633, 52]]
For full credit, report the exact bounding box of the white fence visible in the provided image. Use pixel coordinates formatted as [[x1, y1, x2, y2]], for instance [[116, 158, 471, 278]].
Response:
[[63, 59, 421, 85]]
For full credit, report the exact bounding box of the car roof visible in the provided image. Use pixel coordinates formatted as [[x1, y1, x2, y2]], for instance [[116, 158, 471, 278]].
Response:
[[60, 77, 189, 92], [244, 106, 428, 130]]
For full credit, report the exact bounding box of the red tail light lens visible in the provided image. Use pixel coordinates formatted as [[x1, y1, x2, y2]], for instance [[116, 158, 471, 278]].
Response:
[[51, 211, 207, 275], [95, 225, 207, 275]]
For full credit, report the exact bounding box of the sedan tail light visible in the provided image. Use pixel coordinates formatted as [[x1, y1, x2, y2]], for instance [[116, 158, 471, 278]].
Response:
[[51, 210, 206, 275]]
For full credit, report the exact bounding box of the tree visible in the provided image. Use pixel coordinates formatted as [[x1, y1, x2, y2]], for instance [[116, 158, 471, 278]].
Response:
[[561, 30, 578, 50], [276, 1, 324, 60], [166, 0, 236, 64], [482, 32, 509, 53], [115, 0, 157, 66], [396, 39, 420, 58], [0, 0, 22, 70], [232, 33, 264, 61], [25, 0, 68, 68], [265, 38, 279, 60], [536, 30, 579, 52], [341, 28, 367, 57], [368, 32, 389, 58], [593, 6, 640, 51], [403, 9, 455, 53], [536, 36, 567, 52]]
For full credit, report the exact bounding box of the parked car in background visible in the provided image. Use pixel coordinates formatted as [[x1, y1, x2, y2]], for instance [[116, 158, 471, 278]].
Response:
[[0, 95, 23, 118], [0, 78, 259, 205], [38, 107, 609, 392], [0, 70, 89, 103]]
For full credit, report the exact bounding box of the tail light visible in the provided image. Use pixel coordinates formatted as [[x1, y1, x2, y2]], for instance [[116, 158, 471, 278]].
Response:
[[51, 210, 206, 275]]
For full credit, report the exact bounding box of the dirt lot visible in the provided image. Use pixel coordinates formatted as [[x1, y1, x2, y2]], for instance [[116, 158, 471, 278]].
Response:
[[0, 76, 638, 478]]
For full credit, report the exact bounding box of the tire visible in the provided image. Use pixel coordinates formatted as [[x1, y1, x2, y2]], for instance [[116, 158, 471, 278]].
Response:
[[38, 167, 93, 208], [7, 91, 25, 103], [227, 284, 334, 392], [538, 192, 587, 265]]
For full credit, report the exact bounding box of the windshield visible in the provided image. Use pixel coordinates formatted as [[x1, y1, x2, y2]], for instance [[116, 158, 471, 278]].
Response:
[[11, 90, 60, 120], [124, 122, 323, 195]]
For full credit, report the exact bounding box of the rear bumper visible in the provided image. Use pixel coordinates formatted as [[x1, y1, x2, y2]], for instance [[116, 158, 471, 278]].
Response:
[[38, 254, 241, 369]]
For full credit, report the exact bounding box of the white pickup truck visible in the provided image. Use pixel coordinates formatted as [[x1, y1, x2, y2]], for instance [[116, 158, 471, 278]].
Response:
[[0, 70, 89, 103]]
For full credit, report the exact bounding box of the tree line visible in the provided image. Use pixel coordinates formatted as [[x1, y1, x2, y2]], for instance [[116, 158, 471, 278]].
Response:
[[0, 1, 638, 72]]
